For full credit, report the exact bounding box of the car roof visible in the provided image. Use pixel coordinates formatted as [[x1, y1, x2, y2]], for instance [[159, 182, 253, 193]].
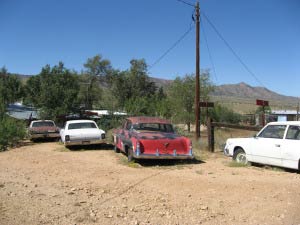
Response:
[[267, 121, 300, 126], [66, 120, 96, 124], [127, 116, 171, 124], [31, 120, 54, 123]]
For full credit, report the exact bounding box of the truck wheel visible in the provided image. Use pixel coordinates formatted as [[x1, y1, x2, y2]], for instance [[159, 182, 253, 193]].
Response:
[[233, 148, 248, 165], [127, 147, 134, 162]]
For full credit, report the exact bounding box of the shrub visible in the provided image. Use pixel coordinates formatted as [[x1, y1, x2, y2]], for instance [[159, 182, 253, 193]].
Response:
[[97, 115, 124, 131], [0, 115, 26, 151]]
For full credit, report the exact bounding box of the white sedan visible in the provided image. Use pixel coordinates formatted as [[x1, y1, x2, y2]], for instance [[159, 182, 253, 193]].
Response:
[[224, 121, 300, 171], [60, 120, 106, 147]]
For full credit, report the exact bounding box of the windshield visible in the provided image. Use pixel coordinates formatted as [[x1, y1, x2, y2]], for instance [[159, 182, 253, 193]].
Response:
[[32, 121, 55, 127], [68, 122, 97, 130], [133, 123, 174, 133]]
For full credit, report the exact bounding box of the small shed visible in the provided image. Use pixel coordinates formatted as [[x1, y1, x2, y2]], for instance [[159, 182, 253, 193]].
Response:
[[271, 110, 299, 122]]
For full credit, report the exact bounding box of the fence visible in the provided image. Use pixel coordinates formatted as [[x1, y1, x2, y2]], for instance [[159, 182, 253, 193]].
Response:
[[207, 118, 262, 152]]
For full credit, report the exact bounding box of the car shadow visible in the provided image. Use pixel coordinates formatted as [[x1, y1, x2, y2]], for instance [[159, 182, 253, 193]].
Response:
[[30, 138, 59, 143], [67, 143, 113, 151], [130, 157, 205, 168], [250, 162, 299, 174]]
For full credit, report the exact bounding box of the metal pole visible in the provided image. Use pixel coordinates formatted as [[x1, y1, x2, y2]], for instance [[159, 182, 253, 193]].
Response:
[[297, 100, 299, 121], [262, 105, 265, 127], [195, 1, 200, 139]]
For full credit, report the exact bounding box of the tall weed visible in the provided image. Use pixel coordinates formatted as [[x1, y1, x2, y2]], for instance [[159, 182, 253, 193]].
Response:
[[0, 116, 26, 151]]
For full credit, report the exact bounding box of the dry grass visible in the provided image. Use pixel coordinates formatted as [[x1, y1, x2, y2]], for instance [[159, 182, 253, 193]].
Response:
[[227, 161, 249, 167], [188, 127, 256, 159]]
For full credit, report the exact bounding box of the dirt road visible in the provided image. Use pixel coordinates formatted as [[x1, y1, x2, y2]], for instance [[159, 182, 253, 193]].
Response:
[[0, 142, 300, 225]]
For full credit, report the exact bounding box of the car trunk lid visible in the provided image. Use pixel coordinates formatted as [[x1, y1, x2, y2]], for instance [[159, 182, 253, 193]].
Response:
[[137, 132, 188, 155]]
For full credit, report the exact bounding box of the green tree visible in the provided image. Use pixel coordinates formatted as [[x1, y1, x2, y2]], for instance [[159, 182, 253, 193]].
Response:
[[111, 59, 157, 110], [0, 67, 26, 151], [0, 67, 23, 114], [81, 54, 114, 109], [77, 73, 102, 109], [256, 105, 272, 114], [167, 75, 195, 132], [0, 117, 26, 151], [84, 54, 113, 83], [24, 62, 80, 119], [210, 104, 241, 124], [167, 71, 214, 132]]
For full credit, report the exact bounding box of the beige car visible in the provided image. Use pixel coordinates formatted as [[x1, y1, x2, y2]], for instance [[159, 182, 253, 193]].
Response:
[[28, 120, 60, 141]]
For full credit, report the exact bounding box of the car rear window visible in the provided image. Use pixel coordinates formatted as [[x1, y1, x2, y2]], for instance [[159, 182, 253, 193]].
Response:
[[32, 121, 55, 127], [68, 122, 97, 130], [133, 123, 174, 133]]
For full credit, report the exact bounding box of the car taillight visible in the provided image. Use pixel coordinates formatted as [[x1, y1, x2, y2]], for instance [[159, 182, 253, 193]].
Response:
[[101, 133, 105, 139], [65, 135, 70, 141], [189, 141, 193, 156], [136, 141, 141, 156]]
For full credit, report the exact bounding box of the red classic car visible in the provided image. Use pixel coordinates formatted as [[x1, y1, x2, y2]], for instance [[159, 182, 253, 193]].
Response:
[[112, 117, 194, 161]]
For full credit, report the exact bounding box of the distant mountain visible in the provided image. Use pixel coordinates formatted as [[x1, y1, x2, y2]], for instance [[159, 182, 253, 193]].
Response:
[[151, 79, 299, 113], [149, 77, 172, 88], [210, 82, 299, 113], [211, 82, 299, 102]]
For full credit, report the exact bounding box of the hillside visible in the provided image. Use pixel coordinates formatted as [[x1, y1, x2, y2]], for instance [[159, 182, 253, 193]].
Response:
[[152, 79, 299, 113], [212, 82, 298, 102], [211, 82, 299, 113]]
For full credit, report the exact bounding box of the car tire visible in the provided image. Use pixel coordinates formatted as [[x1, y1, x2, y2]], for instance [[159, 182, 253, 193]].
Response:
[[128, 147, 134, 162], [233, 148, 248, 165]]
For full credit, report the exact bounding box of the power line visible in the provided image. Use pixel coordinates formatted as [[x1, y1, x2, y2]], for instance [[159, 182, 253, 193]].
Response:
[[149, 24, 194, 70], [177, 0, 195, 7], [201, 12, 266, 88], [200, 16, 219, 84]]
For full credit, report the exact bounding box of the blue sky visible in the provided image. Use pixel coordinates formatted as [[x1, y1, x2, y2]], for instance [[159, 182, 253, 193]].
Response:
[[1, 0, 299, 97]]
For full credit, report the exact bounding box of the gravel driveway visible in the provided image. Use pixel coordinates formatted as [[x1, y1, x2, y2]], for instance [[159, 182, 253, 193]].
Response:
[[0, 142, 300, 225]]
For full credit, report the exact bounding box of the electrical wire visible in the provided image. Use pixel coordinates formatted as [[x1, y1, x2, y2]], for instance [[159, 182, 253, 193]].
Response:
[[177, 0, 195, 7], [149, 24, 194, 70], [201, 12, 266, 88], [200, 15, 218, 84]]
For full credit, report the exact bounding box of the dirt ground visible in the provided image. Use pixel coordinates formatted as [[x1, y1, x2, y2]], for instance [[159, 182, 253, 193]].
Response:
[[1, 142, 300, 225]]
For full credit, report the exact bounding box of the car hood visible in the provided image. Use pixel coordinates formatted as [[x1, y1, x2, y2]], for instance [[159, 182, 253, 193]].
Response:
[[226, 137, 254, 145]]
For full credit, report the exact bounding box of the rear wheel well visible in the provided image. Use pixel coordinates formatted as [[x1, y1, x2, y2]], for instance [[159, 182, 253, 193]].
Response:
[[124, 145, 129, 155]]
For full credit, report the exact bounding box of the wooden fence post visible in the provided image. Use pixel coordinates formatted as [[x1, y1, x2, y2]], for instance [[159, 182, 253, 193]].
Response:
[[207, 117, 214, 152]]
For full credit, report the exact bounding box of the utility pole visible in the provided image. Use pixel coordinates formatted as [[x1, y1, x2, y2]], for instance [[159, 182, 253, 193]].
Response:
[[195, 1, 200, 139], [297, 100, 299, 121]]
